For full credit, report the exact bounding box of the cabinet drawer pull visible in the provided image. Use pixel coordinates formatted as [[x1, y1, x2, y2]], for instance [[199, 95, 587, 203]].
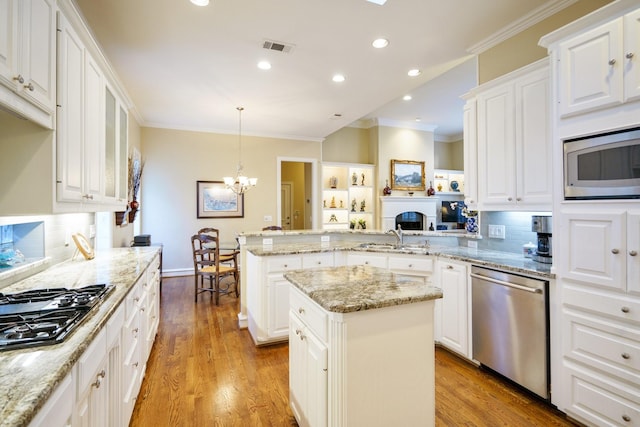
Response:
[[13, 74, 24, 84], [622, 414, 631, 422], [283, 264, 288, 268], [609, 58, 616, 65], [364, 261, 369, 265], [133, 328, 139, 334], [621, 306, 630, 313], [24, 83, 34, 91], [516, 197, 522, 201], [99, 369, 106, 378], [447, 265, 453, 269], [630, 250, 638, 256], [91, 377, 102, 389], [507, 197, 513, 201], [626, 52, 634, 59], [295, 328, 302, 336], [611, 248, 620, 254], [298, 307, 305, 314], [622, 353, 631, 360], [408, 264, 413, 268], [133, 361, 139, 368], [316, 261, 321, 265]]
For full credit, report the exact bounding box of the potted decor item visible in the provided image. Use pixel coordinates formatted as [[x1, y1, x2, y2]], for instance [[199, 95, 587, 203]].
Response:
[[358, 219, 367, 230], [463, 207, 479, 234], [115, 153, 144, 226], [350, 220, 356, 230]]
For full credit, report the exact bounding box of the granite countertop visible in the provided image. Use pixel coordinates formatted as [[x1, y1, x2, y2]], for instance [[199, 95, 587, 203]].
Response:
[[0, 247, 160, 427], [245, 242, 553, 279], [284, 265, 443, 313]]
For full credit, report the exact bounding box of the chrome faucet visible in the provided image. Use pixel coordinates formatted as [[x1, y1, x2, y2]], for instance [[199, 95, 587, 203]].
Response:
[[387, 224, 403, 246]]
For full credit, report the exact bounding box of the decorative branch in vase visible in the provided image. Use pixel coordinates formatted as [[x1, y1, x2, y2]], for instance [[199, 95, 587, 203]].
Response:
[[126, 154, 144, 223]]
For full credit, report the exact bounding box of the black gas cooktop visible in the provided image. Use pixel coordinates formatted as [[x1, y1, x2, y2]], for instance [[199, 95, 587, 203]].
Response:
[[0, 284, 114, 351]]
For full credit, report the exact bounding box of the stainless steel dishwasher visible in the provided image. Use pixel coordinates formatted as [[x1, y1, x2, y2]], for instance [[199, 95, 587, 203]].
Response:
[[470, 266, 550, 400]]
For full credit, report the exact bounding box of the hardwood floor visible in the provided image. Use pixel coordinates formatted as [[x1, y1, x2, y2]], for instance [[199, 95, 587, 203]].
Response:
[[130, 276, 579, 427]]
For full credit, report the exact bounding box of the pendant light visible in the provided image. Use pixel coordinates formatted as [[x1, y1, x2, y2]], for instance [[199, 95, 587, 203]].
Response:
[[223, 107, 257, 194]]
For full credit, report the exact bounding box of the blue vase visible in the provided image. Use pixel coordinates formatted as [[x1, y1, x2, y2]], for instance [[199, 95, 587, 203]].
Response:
[[466, 217, 478, 234]]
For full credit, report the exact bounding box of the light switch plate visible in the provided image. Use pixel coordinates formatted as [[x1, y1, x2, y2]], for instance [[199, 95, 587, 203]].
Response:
[[467, 240, 478, 249], [321, 236, 330, 242], [488, 224, 506, 239], [263, 215, 273, 222]]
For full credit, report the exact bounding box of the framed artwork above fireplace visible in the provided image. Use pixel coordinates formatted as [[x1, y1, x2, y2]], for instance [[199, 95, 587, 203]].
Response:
[[391, 159, 425, 191]]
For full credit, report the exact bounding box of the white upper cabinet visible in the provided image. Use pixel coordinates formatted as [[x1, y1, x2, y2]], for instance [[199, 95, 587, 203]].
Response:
[[0, 0, 55, 128], [558, 8, 640, 117], [475, 60, 551, 211], [462, 99, 478, 208]]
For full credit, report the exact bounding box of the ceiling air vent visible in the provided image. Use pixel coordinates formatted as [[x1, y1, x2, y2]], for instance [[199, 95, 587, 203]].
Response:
[[262, 40, 294, 54]]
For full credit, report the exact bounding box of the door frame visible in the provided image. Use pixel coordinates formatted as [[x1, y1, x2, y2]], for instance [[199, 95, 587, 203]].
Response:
[[277, 157, 318, 230], [281, 181, 294, 230]]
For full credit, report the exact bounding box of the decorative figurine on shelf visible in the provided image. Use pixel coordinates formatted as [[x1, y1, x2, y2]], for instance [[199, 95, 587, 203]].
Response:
[[361, 173, 365, 186], [339, 200, 344, 208], [350, 220, 356, 230], [352, 172, 358, 185], [330, 196, 336, 208], [437, 183, 443, 192], [358, 219, 367, 229], [329, 214, 338, 222], [360, 200, 366, 212], [429, 222, 435, 231], [329, 176, 338, 189], [383, 179, 392, 196], [427, 181, 436, 196], [323, 199, 327, 208], [351, 198, 357, 212]]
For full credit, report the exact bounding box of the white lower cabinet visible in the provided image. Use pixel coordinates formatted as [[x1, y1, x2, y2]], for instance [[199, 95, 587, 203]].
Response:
[[28, 370, 74, 427], [289, 285, 437, 426], [434, 259, 470, 358], [75, 329, 108, 427], [345, 252, 387, 268], [388, 254, 434, 283]]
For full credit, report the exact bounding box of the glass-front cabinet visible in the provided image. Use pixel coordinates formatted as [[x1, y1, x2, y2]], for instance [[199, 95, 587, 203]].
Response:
[[103, 85, 128, 206]]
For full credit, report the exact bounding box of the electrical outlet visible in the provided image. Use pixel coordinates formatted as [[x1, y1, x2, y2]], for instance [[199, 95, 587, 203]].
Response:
[[263, 215, 273, 222], [89, 224, 96, 238], [488, 224, 506, 239], [321, 236, 330, 242], [262, 238, 273, 245]]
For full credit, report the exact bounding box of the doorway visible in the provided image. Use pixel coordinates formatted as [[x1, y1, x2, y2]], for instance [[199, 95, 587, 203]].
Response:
[[277, 158, 317, 230]]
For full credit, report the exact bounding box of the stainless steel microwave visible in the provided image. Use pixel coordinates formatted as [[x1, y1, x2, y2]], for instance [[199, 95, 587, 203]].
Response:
[[564, 127, 640, 199]]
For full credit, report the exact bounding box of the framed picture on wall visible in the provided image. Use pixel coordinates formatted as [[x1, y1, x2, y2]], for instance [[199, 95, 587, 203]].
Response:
[[197, 181, 244, 218], [390, 159, 425, 191]]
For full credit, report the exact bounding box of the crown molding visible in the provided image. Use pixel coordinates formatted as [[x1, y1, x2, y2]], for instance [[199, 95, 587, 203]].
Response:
[[467, 0, 577, 54]]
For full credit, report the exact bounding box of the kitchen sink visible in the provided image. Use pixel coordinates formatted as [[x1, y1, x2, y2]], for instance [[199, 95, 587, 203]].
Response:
[[357, 242, 430, 254]]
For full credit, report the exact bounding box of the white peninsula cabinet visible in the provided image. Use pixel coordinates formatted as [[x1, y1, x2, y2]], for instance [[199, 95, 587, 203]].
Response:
[[434, 259, 470, 358], [557, 211, 640, 425], [246, 251, 339, 345]]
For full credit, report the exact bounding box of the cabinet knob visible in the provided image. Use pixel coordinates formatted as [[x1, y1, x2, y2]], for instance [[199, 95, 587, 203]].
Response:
[[621, 306, 630, 313], [621, 353, 631, 360], [133, 361, 139, 368], [516, 197, 522, 201], [283, 264, 288, 268], [408, 264, 413, 268], [295, 328, 302, 335], [622, 414, 631, 422], [13, 74, 24, 84], [612, 248, 620, 254], [298, 307, 305, 314], [630, 250, 638, 256], [626, 52, 634, 59], [99, 369, 106, 378], [447, 265, 453, 269], [364, 261, 369, 265], [609, 58, 616, 65], [24, 83, 34, 92], [317, 261, 321, 265], [507, 197, 513, 201]]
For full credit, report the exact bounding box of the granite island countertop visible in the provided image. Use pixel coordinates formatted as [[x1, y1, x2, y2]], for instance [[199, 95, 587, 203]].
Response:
[[284, 265, 443, 313], [0, 247, 161, 427]]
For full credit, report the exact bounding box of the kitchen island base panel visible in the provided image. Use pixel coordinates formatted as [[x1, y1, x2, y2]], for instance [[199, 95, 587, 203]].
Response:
[[331, 301, 436, 426]]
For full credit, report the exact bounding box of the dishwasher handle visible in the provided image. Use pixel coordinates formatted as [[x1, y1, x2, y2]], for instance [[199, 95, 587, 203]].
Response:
[[470, 272, 543, 294]]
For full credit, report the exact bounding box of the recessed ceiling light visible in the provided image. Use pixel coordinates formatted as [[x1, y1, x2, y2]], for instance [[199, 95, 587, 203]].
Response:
[[190, 0, 209, 6], [408, 69, 421, 77], [332, 74, 345, 83], [366, 0, 387, 5], [257, 61, 271, 70], [415, 118, 421, 122], [403, 95, 412, 101], [372, 38, 389, 48]]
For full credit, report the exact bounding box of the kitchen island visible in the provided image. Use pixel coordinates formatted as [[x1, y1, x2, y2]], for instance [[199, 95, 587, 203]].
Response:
[[285, 265, 442, 427]]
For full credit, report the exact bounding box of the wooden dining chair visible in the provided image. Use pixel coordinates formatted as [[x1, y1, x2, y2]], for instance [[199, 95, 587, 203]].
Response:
[[190, 233, 239, 304], [197, 227, 238, 263]]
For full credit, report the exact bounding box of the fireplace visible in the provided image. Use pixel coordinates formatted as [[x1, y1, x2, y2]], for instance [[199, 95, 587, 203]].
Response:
[[395, 212, 424, 230], [379, 197, 437, 231]]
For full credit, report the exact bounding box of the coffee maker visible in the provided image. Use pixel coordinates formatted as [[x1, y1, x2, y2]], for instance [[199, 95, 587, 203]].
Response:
[[531, 215, 552, 264]]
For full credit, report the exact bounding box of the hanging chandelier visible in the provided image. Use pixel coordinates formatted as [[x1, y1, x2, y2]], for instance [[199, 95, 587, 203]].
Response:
[[223, 107, 257, 194]]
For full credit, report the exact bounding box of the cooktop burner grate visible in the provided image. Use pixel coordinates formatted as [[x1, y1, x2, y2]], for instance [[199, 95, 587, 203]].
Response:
[[0, 284, 114, 351]]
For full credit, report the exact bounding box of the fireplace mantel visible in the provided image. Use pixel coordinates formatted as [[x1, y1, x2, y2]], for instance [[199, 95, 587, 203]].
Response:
[[379, 196, 437, 231]]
